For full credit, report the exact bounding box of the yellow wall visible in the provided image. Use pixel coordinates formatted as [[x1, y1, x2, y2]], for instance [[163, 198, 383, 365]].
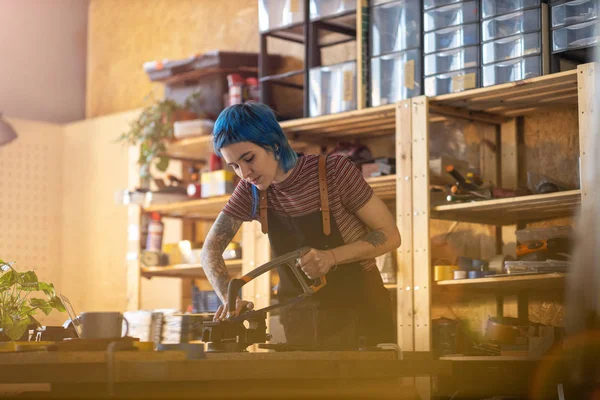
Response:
[[87, 0, 261, 117], [0, 119, 64, 326]]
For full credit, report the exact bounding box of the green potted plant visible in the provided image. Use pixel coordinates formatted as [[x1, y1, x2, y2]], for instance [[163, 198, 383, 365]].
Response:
[[118, 93, 200, 187], [0, 259, 65, 342]]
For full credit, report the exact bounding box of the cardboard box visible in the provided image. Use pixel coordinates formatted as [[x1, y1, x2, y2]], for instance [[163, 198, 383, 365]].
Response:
[[201, 170, 236, 198]]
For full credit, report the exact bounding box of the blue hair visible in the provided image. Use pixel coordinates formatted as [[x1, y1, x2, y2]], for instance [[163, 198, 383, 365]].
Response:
[[212, 102, 298, 218]]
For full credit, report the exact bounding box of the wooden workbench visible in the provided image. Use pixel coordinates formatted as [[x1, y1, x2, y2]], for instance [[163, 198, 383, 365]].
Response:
[[0, 350, 451, 399]]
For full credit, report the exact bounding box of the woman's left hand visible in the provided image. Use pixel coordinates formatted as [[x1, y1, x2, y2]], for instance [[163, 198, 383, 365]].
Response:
[[298, 248, 336, 279]]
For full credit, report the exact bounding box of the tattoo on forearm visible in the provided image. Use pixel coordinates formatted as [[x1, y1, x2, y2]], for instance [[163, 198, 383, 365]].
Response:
[[200, 213, 243, 303], [363, 230, 388, 247]]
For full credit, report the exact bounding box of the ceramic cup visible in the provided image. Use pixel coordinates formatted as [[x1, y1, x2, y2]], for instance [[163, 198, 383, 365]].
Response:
[[78, 312, 129, 339]]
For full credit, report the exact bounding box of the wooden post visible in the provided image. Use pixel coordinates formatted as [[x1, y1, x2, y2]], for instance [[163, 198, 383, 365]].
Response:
[[577, 62, 597, 209], [396, 100, 414, 352], [356, 0, 369, 110], [411, 96, 431, 400]]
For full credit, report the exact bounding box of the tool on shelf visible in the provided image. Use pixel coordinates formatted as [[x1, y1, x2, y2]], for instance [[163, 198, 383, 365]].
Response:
[[198, 247, 326, 352]]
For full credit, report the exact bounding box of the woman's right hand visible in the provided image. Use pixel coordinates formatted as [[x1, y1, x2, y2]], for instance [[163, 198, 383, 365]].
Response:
[[213, 298, 254, 321]]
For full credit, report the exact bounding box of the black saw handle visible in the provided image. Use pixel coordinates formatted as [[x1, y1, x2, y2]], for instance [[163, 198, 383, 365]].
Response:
[[227, 247, 326, 315]]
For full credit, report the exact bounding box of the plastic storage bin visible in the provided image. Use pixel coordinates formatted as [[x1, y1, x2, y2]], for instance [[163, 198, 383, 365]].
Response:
[[552, 19, 599, 51], [424, 0, 463, 11], [259, 0, 304, 32], [482, 55, 542, 86], [310, 0, 356, 20], [425, 67, 480, 96], [371, 0, 421, 56], [424, 1, 479, 32], [482, 0, 541, 19], [371, 49, 422, 106], [424, 23, 479, 53], [482, 32, 541, 64], [309, 60, 357, 117], [482, 8, 541, 41], [424, 46, 479, 76], [551, 0, 598, 28]]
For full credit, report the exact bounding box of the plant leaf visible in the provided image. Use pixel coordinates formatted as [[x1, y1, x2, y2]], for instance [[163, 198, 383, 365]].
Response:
[[48, 296, 66, 313], [18, 271, 39, 291], [156, 156, 170, 172], [3, 315, 30, 341], [30, 298, 52, 316], [0, 269, 15, 289], [38, 282, 55, 296]]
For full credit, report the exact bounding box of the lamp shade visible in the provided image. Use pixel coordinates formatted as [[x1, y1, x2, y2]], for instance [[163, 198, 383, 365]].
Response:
[[0, 116, 17, 147]]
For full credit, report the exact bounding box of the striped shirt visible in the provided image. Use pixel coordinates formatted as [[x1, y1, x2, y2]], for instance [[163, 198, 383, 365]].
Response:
[[222, 154, 376, 270]]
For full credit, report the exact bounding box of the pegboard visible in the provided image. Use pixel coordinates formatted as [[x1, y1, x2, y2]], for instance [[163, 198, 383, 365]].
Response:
[[0, 119, 63, 325]]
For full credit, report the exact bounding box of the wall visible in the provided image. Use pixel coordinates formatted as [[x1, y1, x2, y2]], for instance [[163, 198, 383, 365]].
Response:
[[0, 118, 64, 325], [0, 0, 88, 123]]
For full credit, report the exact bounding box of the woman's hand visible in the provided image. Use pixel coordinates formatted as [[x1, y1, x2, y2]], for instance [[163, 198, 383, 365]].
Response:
[[298, 248, 336, 279], [213, 298, 254, 321]]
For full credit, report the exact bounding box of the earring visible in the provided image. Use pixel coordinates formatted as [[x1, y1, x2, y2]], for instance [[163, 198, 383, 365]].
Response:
[[275, 151, 280, 161]]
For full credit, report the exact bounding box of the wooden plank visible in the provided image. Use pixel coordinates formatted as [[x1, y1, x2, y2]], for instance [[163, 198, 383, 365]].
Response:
[[501, 119, 519, 257], [140, 260, 243, 279], [428, 104, 509, 125], [396, 100, 415, 354], [577, 63, 597, 209], [410, 96, 432, 400], [431, 191, 581, 225], [435, 273, 566, 291], [281, 104, 395, 133], [356, 0, 368, 110], [143, 196, 231, 219]]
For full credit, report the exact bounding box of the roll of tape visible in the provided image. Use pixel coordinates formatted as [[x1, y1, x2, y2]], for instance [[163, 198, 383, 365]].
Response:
[[454, 270, 468, 279], [434, 265, 458, 281], [468, 270, 485, 279], [488, 255, 506, 274]]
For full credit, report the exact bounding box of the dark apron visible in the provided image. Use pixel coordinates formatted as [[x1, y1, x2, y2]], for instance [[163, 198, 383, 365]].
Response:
[[262, 158, 395, 350]]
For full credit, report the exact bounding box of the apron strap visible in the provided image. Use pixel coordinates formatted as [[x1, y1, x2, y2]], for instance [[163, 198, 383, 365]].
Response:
[[318, 155, 331, 236], [258, 155, 331, 236], [259, 189, 268, 234]]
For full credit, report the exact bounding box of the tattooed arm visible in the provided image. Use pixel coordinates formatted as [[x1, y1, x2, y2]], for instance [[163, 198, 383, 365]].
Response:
[[298, 195, 401, 279], [199, 212, 243, 304]]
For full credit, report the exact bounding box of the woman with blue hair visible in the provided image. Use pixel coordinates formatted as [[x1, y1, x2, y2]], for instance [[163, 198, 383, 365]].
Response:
[[200, 102, 401, 349]]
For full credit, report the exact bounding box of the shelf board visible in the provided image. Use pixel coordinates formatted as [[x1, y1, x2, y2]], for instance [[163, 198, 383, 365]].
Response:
[[142, 176, 394, 219], [436, 273, 566, 291], [281, 104, 396, 141], [431, 190, 581, 225], [384, 284, 397, 289], [143, 195, 230, 219], [430, 69, 578, 117], [141, 259, 242, 279], [366, 175, 396, 201]]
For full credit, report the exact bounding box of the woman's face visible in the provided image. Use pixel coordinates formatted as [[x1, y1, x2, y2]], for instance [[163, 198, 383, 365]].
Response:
[[220, 141, 280, 190]]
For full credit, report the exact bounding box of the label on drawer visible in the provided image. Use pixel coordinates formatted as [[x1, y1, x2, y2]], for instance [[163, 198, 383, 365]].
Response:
[[451, 73, 476, 92], [290, 0, 299, 13], [343, 69, 354, 101], [404, 60, 415, 90]]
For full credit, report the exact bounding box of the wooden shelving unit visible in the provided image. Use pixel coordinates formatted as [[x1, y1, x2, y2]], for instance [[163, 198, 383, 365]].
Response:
[[436, 273, 566, 291], [431, 190, 581, 225], [141, 259, 242, 279], [395, 63, 596, 396]]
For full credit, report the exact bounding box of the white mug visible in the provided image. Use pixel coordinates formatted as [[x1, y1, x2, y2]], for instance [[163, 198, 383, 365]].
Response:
[[78, 312, 129, 339]]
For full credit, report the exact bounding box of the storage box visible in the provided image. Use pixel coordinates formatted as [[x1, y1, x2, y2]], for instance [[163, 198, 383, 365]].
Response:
[[424, 45, 479, 76], [309, 60, 357, 117], [482, 8, 541, 42], [200, 170, 236, 198], [173, 119, 215, 139], [551, 0, 598, 28], [425, 67, 480, 96], [483, 55, 543, 86], [371, 49, 422, 106], [424, 0, 463, 11], [424, 0, 479, 32], [552, 19, 599, 52], [482, 0, 541, 19], [259, 0, 304, 32], [370, 0, 421, 56], [482, 32, 541, 64], [310, 0, 355, 20], [424, 23, 479, 53]]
